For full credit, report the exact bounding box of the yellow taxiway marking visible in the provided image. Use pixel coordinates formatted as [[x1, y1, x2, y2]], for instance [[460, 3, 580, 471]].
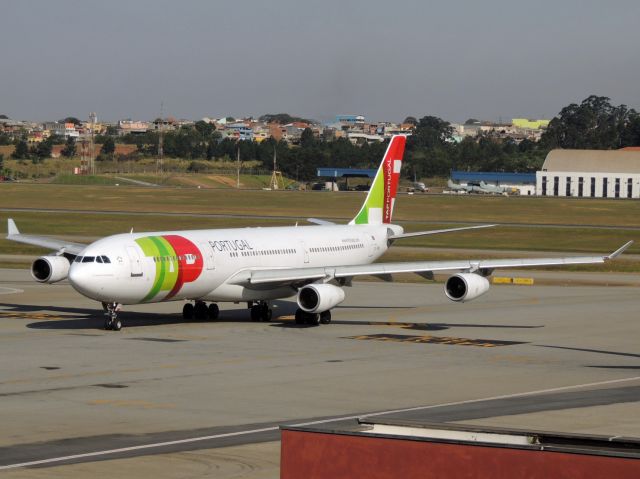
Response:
[[346, 333, 524, 347], [493, 277, 534, 285], [0, 311, 73, 320]]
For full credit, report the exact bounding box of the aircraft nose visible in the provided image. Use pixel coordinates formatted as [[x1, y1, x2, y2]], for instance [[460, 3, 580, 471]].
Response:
[[68, 264, 99, 298]]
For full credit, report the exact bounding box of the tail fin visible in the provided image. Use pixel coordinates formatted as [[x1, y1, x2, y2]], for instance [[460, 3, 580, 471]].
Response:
[[350, 135, 406, 225]]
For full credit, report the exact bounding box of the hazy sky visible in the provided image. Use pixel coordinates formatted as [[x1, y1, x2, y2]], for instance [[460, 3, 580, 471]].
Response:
[[2, 0, 639, 123]]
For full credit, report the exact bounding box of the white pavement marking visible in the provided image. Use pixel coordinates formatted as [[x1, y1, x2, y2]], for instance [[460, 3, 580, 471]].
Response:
[[0, 287, 24, 295], [1, 375, 639, 470]]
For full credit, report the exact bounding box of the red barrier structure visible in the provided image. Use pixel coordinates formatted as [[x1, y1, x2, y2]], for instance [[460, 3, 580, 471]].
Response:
[[281, 420, 640, 479]]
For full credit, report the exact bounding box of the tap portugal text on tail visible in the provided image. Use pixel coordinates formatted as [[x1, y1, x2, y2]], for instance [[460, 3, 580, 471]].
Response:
[[5, 135, 633, 330]]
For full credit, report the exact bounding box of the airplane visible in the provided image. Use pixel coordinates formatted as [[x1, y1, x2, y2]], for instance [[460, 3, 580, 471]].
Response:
[[479, 181, 514, 195], [6, 135, 633, 331], [447, 179, 482, 194]]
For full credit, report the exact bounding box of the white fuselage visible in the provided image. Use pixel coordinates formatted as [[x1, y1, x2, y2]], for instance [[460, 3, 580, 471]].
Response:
[[68, 223, 401, 305]]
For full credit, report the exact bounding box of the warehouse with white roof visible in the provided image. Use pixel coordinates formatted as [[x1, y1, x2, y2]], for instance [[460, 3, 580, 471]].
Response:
[[536, 149, 640, 199]]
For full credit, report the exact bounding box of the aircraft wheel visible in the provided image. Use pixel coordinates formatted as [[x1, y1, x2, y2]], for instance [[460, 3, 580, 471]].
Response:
[[261, 305, 272, 322], [319, 310, 332, 324], [194, 301, 208, 321], [104, 318, 112, 330], [208, 303, 219, 321], [250, 305, 261, 322], [113, 319, 122, 331], [183, 303, 194, 320], [306, 313, 320, 326], [294, 309, 305, 325]]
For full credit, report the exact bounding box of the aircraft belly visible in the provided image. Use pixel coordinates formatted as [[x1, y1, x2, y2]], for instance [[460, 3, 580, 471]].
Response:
[[204, 283, 295, 302]]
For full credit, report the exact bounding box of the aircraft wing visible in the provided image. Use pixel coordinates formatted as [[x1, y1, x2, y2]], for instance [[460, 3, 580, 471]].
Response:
[[6, 219, 86, 255], [228, 241, 633, 288]]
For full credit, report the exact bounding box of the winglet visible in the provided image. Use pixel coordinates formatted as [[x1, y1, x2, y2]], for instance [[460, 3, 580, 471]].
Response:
[[605, 240, 634, 260], [7, 218, 19, 237]]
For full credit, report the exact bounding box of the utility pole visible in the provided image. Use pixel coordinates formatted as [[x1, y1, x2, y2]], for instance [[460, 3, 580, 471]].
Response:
[[157, 101, 164, 175], [89, 112, 97, 175], [236, 143, 241, 188]]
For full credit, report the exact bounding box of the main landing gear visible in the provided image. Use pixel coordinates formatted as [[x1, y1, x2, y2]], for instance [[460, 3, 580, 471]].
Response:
[[248, 301, 273, 322], [295, 309, 331, 326], [102, 302, 122, 331], [183, 301, 219, 321]]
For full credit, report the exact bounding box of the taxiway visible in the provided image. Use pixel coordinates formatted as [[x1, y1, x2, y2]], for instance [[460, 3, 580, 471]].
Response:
[[0, 268, 639, 478]]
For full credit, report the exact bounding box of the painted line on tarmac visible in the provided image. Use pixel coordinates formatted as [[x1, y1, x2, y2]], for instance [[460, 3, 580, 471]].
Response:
[[0, 287, 24, 295], [2, 375, 639, 470]]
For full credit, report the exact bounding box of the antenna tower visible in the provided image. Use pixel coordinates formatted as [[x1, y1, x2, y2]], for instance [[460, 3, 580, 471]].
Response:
[[269, 144, 284, 190]]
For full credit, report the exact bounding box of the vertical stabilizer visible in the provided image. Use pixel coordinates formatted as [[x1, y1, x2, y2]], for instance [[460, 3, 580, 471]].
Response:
[[350, 135, 406, 225]]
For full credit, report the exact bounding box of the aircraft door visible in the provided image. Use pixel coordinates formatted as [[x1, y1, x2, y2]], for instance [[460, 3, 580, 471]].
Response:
[[199, 242, 215, 270], [363, 234, 375, 258], [126, 245, 143, 277], [300, 241, 309, 263]]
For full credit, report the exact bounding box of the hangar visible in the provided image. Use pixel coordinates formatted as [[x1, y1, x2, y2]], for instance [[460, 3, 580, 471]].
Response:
[[536, 149, 640, 199]]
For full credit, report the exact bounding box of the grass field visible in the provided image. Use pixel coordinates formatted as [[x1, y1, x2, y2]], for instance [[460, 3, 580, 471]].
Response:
[[3, 183, 640, 226], [1, 184, 638, 271]]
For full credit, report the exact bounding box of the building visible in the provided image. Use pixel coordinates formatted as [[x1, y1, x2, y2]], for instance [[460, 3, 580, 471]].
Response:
[[512, 118, 550, 130], [536, 149, 640, 199], [117, 120, 150, 136], [43, 122, 79, 138], [336, 115, 364, 126]]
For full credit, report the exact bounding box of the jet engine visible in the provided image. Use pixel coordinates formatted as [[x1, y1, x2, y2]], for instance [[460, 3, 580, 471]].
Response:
[[297, 283, 346, 313], [31, 255, 71, 284], [445, 273, 490, 302]]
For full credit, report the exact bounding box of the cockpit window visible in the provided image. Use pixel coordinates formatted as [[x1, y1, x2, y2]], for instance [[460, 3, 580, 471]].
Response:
[[96, 256, 103, 263], [74, 256, 83, 263], [101, 255, 111, 263], [82, 256, 95, 263]]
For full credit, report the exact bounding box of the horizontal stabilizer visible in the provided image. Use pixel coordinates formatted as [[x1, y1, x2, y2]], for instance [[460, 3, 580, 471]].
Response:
[[389, 224, 496, 240], [307, 218, 336, 226]]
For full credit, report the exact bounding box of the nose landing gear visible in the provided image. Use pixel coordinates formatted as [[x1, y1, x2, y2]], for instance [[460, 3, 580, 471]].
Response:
[[102, 302, 122, 331]]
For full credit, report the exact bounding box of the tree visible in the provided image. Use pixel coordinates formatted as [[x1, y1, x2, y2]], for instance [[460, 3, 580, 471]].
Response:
[[541, 95, 636, 149], [102, 137, 115, 155], [300, 128, 315, 148], [12, 140, 29, 159], [34, 137, 53, 159], [259, 113, 312, 124], [60, 117, 81, 126], [61, 136, 76, 157], [0, 153, 4, 172], [194, 120, 215, 138], [402, 116, 417, 126]]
